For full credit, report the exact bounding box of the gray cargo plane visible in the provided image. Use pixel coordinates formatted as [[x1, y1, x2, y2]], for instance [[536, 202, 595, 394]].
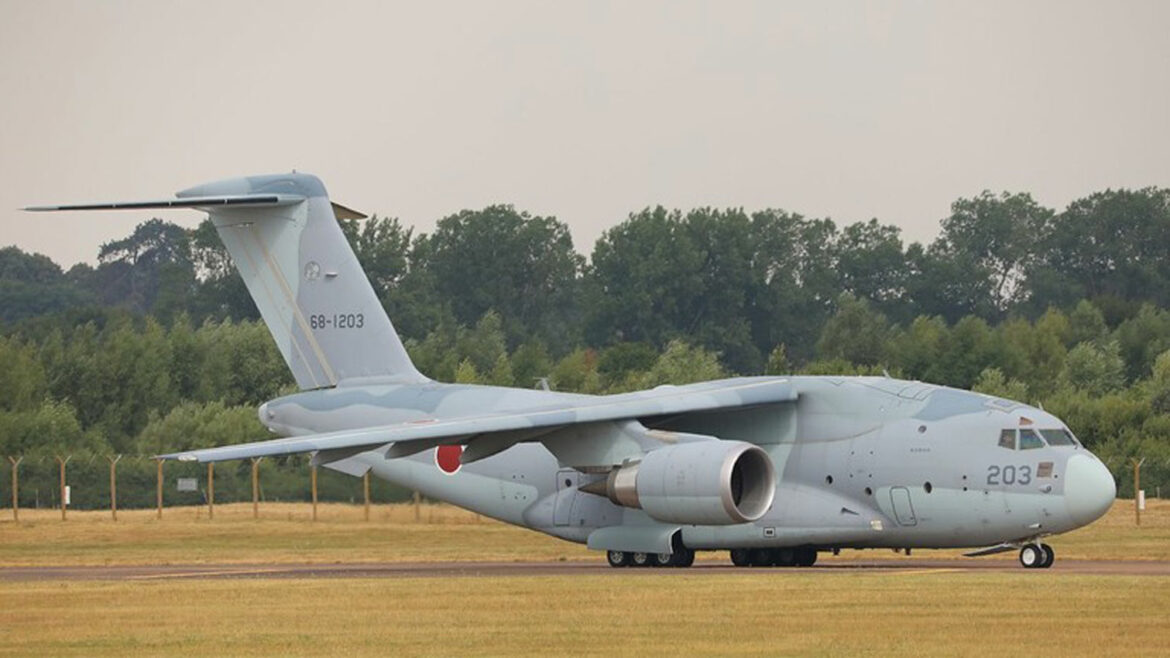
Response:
[[29, 173, 1116, 569]]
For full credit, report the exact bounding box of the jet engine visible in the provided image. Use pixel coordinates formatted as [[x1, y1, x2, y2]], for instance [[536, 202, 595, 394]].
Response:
[[583, 440, 776, 525]]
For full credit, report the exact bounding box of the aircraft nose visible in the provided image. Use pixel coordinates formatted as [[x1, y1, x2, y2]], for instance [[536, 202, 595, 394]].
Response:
[[1064, 454, 1116, 526]]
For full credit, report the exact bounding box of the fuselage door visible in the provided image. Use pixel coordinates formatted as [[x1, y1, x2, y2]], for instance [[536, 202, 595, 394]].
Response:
[[554, 469, 578, 526], [889, 486, 918, 526]]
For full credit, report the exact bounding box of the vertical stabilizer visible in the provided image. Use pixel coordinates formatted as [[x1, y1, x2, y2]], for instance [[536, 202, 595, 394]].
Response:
[[177, 173, 425, 389]]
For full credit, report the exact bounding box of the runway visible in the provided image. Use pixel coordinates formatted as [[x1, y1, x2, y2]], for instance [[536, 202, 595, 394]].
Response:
[[3, 558, 1169, 582]]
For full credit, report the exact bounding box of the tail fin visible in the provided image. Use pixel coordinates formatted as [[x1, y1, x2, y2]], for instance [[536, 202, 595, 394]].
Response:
[[28, 172, 426, 389]]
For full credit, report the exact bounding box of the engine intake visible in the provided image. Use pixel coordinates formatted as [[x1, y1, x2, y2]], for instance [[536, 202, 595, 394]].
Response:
[[585, 440, 776, 525]]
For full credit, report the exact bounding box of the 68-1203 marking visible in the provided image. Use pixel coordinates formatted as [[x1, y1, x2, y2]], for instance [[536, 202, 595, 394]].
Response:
[[309, 313, 364, 330]]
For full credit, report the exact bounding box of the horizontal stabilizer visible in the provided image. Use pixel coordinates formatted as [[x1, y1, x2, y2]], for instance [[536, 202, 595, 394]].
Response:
[[24, 194, 304, 212]]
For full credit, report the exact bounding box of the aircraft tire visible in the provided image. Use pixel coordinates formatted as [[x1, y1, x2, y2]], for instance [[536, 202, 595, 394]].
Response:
[[795, 547, 818, 567], [749, 548, 773, 567], [730, 548, 751, 567], [1039, 544, 1055, 568], [773, 547, 797, 567], [631, 551, 651, 567], [673, 548, 695, 567], [1019, 544, 1044, 568], [607, 550, 630, 568], [652, 552, 674, 567]]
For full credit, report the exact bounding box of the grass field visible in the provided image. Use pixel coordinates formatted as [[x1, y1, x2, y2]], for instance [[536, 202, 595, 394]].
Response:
[[2, 500, 1168, 656], [2, 499, 1169, 566]]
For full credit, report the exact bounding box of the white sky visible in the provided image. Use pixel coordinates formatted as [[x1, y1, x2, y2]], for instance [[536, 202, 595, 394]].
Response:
[[1, 0, 1167, 267]]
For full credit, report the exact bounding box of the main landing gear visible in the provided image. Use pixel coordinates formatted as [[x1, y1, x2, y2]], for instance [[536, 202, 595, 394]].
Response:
[[607, 548, 695, 568], [1019, 543, 1055, 569], [729, 546, 818, 567]]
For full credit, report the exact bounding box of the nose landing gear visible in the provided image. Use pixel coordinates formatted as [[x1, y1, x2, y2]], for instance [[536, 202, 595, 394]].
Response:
[[1019, 543, 1055, 569]]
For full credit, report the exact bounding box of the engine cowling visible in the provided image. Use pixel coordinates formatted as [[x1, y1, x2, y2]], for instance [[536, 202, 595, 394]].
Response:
[[591, 440, 776, 525]]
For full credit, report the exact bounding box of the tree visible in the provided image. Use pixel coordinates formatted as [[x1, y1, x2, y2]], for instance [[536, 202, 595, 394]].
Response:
[[1027, 188, 1170, 312], [815, 294, 890, 366], [423, 205, 584, 351]]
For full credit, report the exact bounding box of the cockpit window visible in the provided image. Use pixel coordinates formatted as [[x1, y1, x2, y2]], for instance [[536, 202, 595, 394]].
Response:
[[1019, 429, 1045, 450], [998, 429, 1016, 450], [1040, 429, 1079, 447]]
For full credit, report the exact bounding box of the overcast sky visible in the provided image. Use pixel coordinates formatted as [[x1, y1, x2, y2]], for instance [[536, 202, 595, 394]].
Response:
[[1, 0, 1167, 267]]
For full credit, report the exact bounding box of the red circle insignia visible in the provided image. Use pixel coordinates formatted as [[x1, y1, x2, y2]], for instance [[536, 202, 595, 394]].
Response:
[[435, 445, 463, 474]]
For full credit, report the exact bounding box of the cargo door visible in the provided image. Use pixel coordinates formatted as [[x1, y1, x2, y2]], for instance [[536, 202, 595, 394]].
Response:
[[889, 486, 917, 526]]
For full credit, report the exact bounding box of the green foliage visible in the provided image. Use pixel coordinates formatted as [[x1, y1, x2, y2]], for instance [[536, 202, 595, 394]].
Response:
[[135, 401, 267, 454], [764, 344, 790, 376], [634, 340, 725, 388], [1059, 341, 1125, 396], [972, 368, 1030, 403], [816, 294, 890, 366]]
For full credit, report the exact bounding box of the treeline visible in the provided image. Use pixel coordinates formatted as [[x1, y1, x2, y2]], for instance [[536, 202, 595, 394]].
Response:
[[3, 185, 1170, 503]]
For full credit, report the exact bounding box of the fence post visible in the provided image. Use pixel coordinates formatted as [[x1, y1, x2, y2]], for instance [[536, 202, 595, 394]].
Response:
[[55, 455, 71, 521], [1132, 457, 1145, 526], [207, 462, 215, 520], [413, 490, 420, 522], [7, 456, 21, 521], [155, 458, 164, 520], [107, 455, 122, 521], [251, 457, 262, 520], [363, 471, 371, 522], [311, 465, 318, 521]]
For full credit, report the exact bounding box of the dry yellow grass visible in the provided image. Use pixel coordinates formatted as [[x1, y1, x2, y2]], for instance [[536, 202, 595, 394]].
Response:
[[1, 498, 1167, 566], [2, 500, 1169, 656], [2, 572, 1168, 656]]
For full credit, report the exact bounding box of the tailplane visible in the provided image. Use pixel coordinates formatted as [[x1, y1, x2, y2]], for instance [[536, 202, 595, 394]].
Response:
[[28, 172, 426, 389]]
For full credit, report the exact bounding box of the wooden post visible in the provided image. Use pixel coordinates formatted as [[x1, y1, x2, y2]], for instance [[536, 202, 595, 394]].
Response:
[[155, 459, 164, 520], [413, 490, 421, 522], [1132, 457, 1145, 526], [107, 455, 122, 521], [207, 462, 215, 520], [7, 457, 21, 522], [311, 465, 318, 521], [251, 457, 262, 520], [363, 471, 371, 522], [55, 455, 71, 521]]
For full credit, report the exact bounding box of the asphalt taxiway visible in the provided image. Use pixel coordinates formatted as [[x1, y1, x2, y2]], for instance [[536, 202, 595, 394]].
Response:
[[2, 559, 1168, 582]]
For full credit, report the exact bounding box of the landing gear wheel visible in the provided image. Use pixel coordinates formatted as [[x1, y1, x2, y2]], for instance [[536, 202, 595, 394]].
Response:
[[673, 548, 695, 567], [1039, 544, 1055, 569], [795, 547, 818, 567], [606, 550, 630, 568], [730, 548, 751, 567], [772, 547, 797, 567], [652, 552, 674, 567], [749, 548, 774, 567], [1019, 544, 1044, 569], [630, 552, 651, 567]]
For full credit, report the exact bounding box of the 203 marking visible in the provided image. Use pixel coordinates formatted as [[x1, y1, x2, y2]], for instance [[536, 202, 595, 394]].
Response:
[[987, 464, 1033, 486]]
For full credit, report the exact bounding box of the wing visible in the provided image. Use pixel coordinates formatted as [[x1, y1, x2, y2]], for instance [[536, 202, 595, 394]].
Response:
[[160, 378, 796, 464]]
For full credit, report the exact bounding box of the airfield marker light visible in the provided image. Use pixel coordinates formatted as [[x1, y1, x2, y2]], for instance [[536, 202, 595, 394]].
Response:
[[363, 471, 371, 522], [55, 455, 71, 521], [251, 457, 262, 520], [1131, 458, 1145, 526], [208, 463, 215, 520], [311, 466, 318, 522], [108, 455, 122, 521], [7, 456, 21, 522], [155, 459, 164, 519]]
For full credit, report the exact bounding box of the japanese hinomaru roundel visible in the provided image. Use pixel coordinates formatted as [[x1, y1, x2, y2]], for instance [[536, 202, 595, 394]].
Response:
[[27, 172, 1116, 569]]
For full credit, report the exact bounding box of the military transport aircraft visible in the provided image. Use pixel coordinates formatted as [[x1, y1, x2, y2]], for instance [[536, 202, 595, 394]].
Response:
[[28, 173, 1117, 569]]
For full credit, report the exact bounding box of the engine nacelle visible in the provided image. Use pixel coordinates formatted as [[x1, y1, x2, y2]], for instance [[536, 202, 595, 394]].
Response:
[[591, 440, 776, 525]]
